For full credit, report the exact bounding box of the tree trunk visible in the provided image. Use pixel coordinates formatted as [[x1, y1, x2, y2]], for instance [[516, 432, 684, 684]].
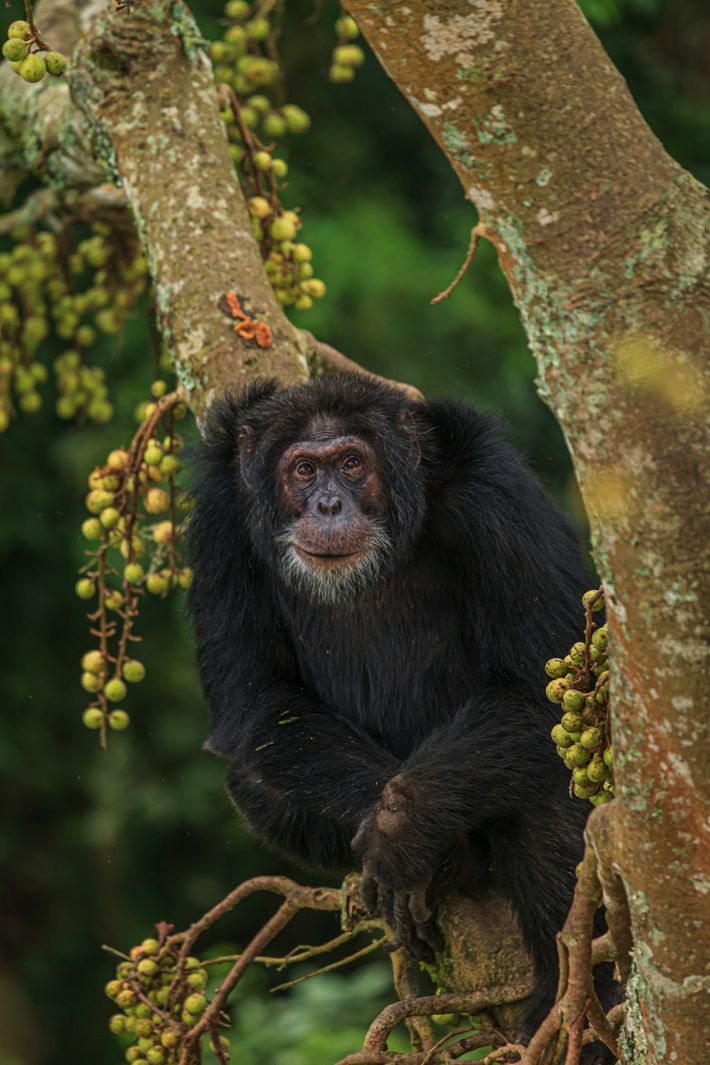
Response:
[[342, 2, 710, 1060]]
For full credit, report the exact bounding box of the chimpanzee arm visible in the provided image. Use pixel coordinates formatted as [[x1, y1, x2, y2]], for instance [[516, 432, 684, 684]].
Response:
[[188, 444, 397, 868]]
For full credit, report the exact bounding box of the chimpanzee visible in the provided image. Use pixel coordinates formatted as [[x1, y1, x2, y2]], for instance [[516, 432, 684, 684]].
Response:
[[187, 373, 606, 1040]]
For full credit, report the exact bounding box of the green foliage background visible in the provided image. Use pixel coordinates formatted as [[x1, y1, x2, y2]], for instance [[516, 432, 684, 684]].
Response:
[[0, 1, 708, 1062]]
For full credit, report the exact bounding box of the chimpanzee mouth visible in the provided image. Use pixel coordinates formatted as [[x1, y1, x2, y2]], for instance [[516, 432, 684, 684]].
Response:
[[277, 529, 391, 602], [292, 544, 365, 564]]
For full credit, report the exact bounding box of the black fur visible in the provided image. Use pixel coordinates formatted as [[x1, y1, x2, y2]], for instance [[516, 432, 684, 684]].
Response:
[[187, 374, 608, 1037]]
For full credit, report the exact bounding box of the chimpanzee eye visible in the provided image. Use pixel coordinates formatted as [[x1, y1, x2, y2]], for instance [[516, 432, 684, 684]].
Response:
[[294, 461, 316, 479], [342, 455, 363, 473]]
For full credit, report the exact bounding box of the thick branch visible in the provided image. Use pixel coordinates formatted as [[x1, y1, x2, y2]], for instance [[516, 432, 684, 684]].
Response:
[[343, 3, 710, 1060]]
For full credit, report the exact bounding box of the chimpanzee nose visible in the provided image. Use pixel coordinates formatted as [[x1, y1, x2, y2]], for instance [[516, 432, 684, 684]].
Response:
[[318, 495, 343, 516]]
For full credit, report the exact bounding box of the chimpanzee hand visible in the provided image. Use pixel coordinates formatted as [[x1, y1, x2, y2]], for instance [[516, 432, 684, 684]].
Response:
[[352, 774, 454, 963]]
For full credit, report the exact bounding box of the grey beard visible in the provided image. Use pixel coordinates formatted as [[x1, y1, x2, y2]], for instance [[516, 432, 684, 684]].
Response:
[[277, 524, 392, 605]]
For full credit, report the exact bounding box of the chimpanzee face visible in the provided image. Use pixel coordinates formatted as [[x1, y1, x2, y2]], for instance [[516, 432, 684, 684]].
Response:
[[271, 420, 391, 601]]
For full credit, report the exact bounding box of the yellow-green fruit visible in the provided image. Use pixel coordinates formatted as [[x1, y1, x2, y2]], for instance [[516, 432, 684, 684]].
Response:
[[269, 217, 297, 242], [100, 507, 120, 529], [82, 707, 104, 730], [573, 780, 598, 800], [2, 38, 27, 61], [303, 278, 326, 299], [140, 937, 160, 955], [124, 563, 144, 584], [571, 766, 589, 785], [603, 745, 614, 769], [76, 578, 96, 599], [109, 1013, 127, 1034], [144, 488, 169, 514], [575, 861, 583, 878], [567, 743, 592, 767], [186, 969, 207, 988], [18, 54, 46, 82], [137, 957, 159, 976], [333, 44, 365, 68], [161, 1031, 179, 1048], [105, 678, 127, 702], [248, 196, 272, 220], [560, 711, 583, 733], [82, 650, 105, 674], [105, 591, 124, 610], [271, 158, 288, 179], [292, 243, 312, 263], [562, 688, 584, 712], [82, 517, 103, 540], [8, 20, 31, 38], [123, 659, 146, 683], [144, 445, 163, 466], [108, 709, 130, 731], [178, 568, 193, 589], [281, 103, 311, 133], [107, 448, 129, 469], [152, 521, 174, 545], [591, 626, 608, 649], [294, 294, 312, 312], [580, 727, 602, 750], [125, 536, 146, 560], [254, 150, 272, 171], [159, 454, 180, 477], [246, 17, 270, 39], [225, 0, 250, 16], [589, 790, 613, 806], [86, 489, 114, 513], [545, 678, 571, 703], [81, 671, 103, 693], [146, 572, 170, 595], [432, 1013, 457, 1025], [587, 758, 609, 783], [45, 50, 66, 75], [19, 391, 41, 413], [550, 723, 573, 748], [105, 978, 122, 998], [146, 1051, 164, 1065], [582, 589, 604, 612], [184, 992, 206, 1014], [335, 15, 359, 39], [262, 112, 287, 138]]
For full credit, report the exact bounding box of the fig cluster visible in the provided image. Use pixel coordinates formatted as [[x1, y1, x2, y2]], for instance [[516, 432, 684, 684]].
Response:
[[0, 222, 147, 432], [208, 1, 327, 311], [2, 18, 66, 82], [210, 1, 310, 153], [106, 936, 222, 1064], [77, 385, 191, 743], [329, 15, 365, 83], [545, 588, 614, 807]]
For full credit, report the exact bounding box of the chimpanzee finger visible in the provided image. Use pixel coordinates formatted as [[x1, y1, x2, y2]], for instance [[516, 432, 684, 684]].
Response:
[[407, 884, 431, 924], [361, 868, 379, 916], [391, 891, 434, 964], [413, 915, 444, 955]]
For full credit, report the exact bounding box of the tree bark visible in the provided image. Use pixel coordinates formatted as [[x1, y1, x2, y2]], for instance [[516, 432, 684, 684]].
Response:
[[342, 1, 710, 1060]]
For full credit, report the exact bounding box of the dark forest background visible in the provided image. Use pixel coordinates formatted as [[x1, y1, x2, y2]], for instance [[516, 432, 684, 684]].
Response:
[[1, 1, 708, 1062]]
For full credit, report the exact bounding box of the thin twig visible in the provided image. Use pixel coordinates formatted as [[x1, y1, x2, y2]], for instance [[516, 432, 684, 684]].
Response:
[[271, 935, 388, 992], [431, 223, 484, 304]]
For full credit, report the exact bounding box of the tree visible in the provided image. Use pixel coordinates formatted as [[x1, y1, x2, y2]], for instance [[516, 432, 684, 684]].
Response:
[[1, 1, 708, 1063]]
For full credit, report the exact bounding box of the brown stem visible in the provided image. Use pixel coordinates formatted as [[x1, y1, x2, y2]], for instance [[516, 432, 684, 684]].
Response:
[[364, 991, 510, 1053]]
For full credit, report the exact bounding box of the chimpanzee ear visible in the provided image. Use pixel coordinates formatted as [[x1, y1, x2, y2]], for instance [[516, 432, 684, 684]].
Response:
[[398, 408, 422, 466], [237, 424, 258, 487]]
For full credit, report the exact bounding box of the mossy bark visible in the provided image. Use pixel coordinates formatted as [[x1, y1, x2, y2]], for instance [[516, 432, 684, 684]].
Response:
[[343, 1, 710, 1059]]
